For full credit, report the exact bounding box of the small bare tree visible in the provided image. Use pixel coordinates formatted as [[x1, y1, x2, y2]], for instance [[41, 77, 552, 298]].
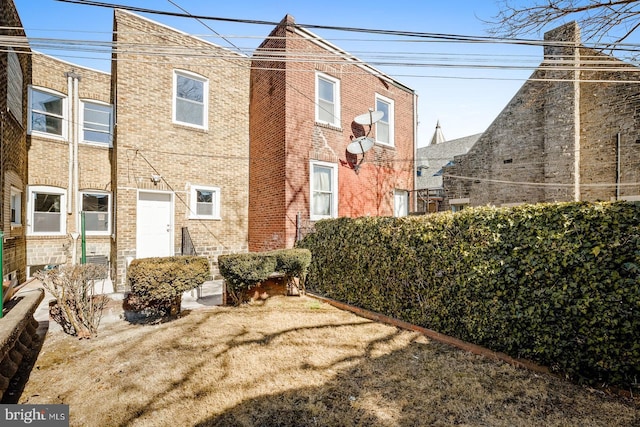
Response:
[[36, 264, 109, 339], [489, 0, 640, 49]]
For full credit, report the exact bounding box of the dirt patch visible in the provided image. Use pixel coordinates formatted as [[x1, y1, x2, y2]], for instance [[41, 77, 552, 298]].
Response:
[[18, 296, 639, 426]]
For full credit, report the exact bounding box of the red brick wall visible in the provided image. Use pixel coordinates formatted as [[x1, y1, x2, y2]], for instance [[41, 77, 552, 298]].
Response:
[[249, 16, 416, 251]]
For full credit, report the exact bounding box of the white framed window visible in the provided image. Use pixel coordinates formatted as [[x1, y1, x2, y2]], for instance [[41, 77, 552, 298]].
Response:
[[189, 185, 220, 220], [10, 187, 22, 226], [394, 190, 408, 217], [81, 100, 113, 146], [7, 48, 23, 123], [27, 186, 66, 235], [80, 191, 111, 235], [310, 161, 338, 221], [173, 70, 208, 129], [375, 94, 394, 146], [28, 87, 67, 138], [315, 72, 341, 127]]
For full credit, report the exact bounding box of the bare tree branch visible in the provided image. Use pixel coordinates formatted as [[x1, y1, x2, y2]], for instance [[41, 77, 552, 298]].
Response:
[[487, 0, 640, 49]]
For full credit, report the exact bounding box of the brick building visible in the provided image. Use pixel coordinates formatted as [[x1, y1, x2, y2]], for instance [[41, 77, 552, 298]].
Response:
[[0, 0, 30, 286], [26, 53, 112, 277], [249, 15, 417, 251], [444, 22, 640, 209], [111, 10, 250, 287]]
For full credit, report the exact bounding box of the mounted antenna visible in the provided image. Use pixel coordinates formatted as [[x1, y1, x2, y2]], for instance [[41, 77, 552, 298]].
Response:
[[346, 109, 383, 173]]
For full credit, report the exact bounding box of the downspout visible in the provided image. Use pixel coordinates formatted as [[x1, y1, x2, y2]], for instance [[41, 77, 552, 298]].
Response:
[[66, 73, 73, 214], [413, 91, 418, 213], [616, 132, 621, 200], [65, 71, 81, 264], [73, 73, 80, 233], [573, 42, 581, 202]]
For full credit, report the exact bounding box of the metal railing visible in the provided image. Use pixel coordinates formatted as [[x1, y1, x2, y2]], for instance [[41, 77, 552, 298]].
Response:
[[181, 227, 197, 256]]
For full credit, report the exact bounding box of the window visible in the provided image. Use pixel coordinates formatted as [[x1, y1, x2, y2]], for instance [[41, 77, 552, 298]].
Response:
[[81, 101, 113, 145], [310, 161, 338, 220], [7, 48, 23, 123], [28, 186, 66, 235], [375, 94, 394, 146], [315, 72, 340, 127], [29, 87, 66, 138], [189, 185, 220, 219], [394, 190, 408, 217], [173, 70, 208, 128], [81, 192, 111, 234], [10, 188, 21, 226]]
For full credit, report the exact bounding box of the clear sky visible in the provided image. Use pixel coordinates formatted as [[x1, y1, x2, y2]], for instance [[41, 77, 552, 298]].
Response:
[[13, 0, 549, 146]]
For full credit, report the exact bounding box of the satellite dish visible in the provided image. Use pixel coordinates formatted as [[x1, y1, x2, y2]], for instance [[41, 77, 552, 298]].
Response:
[[354, 110, 384, 126], [346, 136, 374, 155]]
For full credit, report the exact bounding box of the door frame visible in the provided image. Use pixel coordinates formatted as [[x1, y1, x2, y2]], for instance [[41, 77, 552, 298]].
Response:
[[136, 189, 174, 259]]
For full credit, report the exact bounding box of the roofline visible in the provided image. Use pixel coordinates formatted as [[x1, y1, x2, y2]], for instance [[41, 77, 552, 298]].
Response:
[[115, 9, 248, 59], [292, 24, 415, 94], [31, 50, 111, 75]]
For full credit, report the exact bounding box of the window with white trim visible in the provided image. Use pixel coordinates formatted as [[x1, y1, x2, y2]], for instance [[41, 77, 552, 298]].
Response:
[[310, 161, 338, 220], [29, 87, 66, 138], [81, 101, 113, 146], [375, 94, 394, 146], [7, 48, 23, 123], [81, 191, 111, 234], [315, 72, 340, 127], [189, 185, 220, 219], [10, 187, 22, 226], [28, 186, 66, 235], [173, 70, 208, 129]]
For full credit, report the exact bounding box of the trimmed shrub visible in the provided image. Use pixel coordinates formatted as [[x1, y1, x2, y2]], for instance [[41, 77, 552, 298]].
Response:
[[127, 256, 211, 313], [272, 248, 312, 293], [218, 253, 277, 305], [298, 202, 640, 389], [218, 249, 312, 304]]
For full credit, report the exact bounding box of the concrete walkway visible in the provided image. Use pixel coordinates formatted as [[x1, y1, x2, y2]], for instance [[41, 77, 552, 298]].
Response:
[[17, 278, 225, 330]]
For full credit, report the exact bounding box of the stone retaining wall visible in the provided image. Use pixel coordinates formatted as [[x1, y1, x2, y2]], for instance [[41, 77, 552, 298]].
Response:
[[0, 288, 44, 400]]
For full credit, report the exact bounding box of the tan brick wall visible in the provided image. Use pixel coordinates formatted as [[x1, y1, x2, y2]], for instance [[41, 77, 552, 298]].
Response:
[[1, 0, 30, 284], [249, 16, 416, 251], [112, 10, 250, 287], [27, 53, 112, 274]]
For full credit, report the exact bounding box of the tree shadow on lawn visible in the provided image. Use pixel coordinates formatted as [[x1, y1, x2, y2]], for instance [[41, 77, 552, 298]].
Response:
[[195, 339, 639, 427], [19, 297, 639, 427]]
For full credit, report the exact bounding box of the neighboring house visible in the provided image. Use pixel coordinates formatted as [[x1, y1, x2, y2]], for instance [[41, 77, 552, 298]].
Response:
[[111, 10, 250, 287], [0, 0, 30, 286], [444, 22, 640, 210], [249, 15, 417, 251], [415, 122, 481, 213], [26, 53, 112, 278]]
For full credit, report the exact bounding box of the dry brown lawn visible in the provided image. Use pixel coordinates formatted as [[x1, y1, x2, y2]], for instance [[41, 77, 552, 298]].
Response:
[[18, 295, 639, 427]]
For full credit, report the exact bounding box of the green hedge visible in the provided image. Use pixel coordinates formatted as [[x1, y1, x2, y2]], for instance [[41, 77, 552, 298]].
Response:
[[218, 248, 312, 305], [297, 202, 640, 389], [127, 256, 211, 303]]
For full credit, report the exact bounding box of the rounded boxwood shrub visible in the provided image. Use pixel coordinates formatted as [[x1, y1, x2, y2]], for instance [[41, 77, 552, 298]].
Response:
[[127, 256, 211, 313]]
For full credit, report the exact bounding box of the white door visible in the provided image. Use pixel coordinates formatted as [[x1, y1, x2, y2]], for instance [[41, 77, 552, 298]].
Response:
[[137, 191, 173, 258], [394, 190, 408, 217]]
